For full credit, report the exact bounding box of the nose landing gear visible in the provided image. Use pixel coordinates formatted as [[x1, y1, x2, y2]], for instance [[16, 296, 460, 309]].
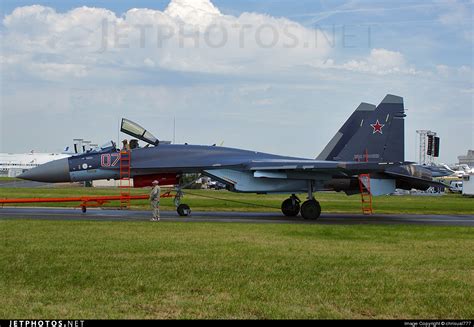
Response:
[[174, 189, 191, 217]]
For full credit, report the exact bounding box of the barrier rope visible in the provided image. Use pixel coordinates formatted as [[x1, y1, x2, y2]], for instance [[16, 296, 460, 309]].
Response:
[[183, 190, 281, 210]]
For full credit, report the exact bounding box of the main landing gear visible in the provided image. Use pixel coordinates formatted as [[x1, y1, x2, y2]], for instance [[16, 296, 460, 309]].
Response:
[[282, 194, 321, 220], [281, 194, 301, 217], [281, 182, 322, 220], [300, 199, 321, 220]]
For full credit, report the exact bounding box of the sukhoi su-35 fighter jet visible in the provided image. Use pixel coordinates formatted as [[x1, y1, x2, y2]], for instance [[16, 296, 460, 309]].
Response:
[[19, 95, 444, 219]]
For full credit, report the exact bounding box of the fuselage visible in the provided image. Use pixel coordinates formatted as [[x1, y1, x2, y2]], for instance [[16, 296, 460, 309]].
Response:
[[20, 144, 307, 183], [18, 143, 438, 195]]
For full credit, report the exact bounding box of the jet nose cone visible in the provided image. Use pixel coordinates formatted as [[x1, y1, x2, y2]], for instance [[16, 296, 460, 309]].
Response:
[[18, 158, 71, 183]]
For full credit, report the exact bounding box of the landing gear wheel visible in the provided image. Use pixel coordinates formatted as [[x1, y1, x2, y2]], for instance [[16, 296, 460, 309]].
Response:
[[177, 204, 191, 217], [281, 198, 301, 217], [301, 200, 321, 220], [81, 206, 87, 213]]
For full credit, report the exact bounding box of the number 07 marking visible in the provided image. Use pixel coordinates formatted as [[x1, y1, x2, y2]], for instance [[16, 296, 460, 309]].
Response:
[[101, 153, 121, 167]]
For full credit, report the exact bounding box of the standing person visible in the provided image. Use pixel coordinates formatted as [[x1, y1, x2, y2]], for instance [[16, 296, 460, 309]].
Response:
[[122, 139, 130, 151], [150, 180, 161, 222]]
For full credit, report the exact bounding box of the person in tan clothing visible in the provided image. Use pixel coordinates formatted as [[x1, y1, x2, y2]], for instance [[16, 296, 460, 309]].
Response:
[[149, 180, 161, 221], [122, 139, 131, 151]]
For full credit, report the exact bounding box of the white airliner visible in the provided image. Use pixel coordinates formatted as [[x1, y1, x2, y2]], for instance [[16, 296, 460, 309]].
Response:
[[450, 164, 474, 178]]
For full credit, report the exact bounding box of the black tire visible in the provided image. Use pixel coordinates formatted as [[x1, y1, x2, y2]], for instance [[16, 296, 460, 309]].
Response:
[[177, 204, 191, 217], [81, 206, 87, 213], [301, 200, 321, 220], [281, 199, 301, 217]]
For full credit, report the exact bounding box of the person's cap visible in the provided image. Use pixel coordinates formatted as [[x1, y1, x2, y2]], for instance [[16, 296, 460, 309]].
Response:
[[152, 180, 159, 185]]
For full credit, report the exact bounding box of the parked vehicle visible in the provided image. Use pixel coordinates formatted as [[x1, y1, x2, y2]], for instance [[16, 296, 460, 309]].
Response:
[[208, 180, 226, 190], [449, 181, 463, 194]]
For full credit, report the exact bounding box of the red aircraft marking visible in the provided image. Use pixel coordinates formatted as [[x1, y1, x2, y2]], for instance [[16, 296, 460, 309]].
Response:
[[371, 120, 385, 134]]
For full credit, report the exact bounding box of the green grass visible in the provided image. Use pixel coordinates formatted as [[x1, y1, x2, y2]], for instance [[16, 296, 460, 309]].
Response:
[[0, 188, 473, 215], [0, 177, 21, 182], [1, 220, 473, 319]]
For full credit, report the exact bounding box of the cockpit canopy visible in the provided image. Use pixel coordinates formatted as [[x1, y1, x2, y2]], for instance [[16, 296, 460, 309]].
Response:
[[121, 118, 159, 146]]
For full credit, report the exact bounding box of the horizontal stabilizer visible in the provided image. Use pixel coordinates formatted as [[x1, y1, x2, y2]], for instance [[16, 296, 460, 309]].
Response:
[[384, 171, 448, 189]]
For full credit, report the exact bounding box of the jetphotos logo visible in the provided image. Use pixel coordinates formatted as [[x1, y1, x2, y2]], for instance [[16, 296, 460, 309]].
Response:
[[96, 0, 372, 52], [8, 321, 84, 327], [97, 20, 373, 52], [98, 19, 372, 52]]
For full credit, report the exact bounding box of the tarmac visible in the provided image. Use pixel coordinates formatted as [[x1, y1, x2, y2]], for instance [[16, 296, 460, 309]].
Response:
[[0, 207, 473, 226]]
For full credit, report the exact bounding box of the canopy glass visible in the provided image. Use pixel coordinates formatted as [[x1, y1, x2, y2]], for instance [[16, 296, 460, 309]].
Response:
[[121, 119, 159, 146]]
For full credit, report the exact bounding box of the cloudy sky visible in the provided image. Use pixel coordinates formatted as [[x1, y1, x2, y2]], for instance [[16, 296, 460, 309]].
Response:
[[0, 0, 472, 164]]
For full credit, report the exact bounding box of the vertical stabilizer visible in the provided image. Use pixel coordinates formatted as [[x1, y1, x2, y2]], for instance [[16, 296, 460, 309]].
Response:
[[317, 103, 376, 160], [321, 95, 406, 163]]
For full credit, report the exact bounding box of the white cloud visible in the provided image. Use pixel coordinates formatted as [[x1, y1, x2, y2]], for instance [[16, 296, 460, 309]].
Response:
[[337, 48, 418, 75], [437, 0, 471, 25], [306, 48, 421, 77], [165, 0, 222, 26], [3, 5, 119, 53], [252, 98, 274, 106], [3, 0, 446, 81], [436, 0, 473, 42], [1, 0, 333, 77], [436, 64, 472, 80]]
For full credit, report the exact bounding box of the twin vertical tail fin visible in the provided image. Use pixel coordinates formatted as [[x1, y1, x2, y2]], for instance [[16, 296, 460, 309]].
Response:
[[317, 95, 406, 163], [317, 102, 376, 161]]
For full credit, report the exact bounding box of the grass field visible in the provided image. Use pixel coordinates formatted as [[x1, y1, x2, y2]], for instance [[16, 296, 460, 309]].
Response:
[[1, 220, 473, 319], [0, 187, 473, 215], [0, 177, 20, 182]]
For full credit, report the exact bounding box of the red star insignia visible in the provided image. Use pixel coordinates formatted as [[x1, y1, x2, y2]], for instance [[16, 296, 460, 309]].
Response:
[[371, 120, 385, 134]]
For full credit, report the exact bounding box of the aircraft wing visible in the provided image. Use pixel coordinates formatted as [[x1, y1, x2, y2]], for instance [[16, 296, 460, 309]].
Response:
[[245, 160, 445, 188], [244, 160, 401, 177], [246, 160, 399, 172]]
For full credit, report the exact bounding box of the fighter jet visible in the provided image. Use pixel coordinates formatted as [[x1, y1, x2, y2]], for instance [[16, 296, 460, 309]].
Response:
[[19, 95, 444, 219]]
